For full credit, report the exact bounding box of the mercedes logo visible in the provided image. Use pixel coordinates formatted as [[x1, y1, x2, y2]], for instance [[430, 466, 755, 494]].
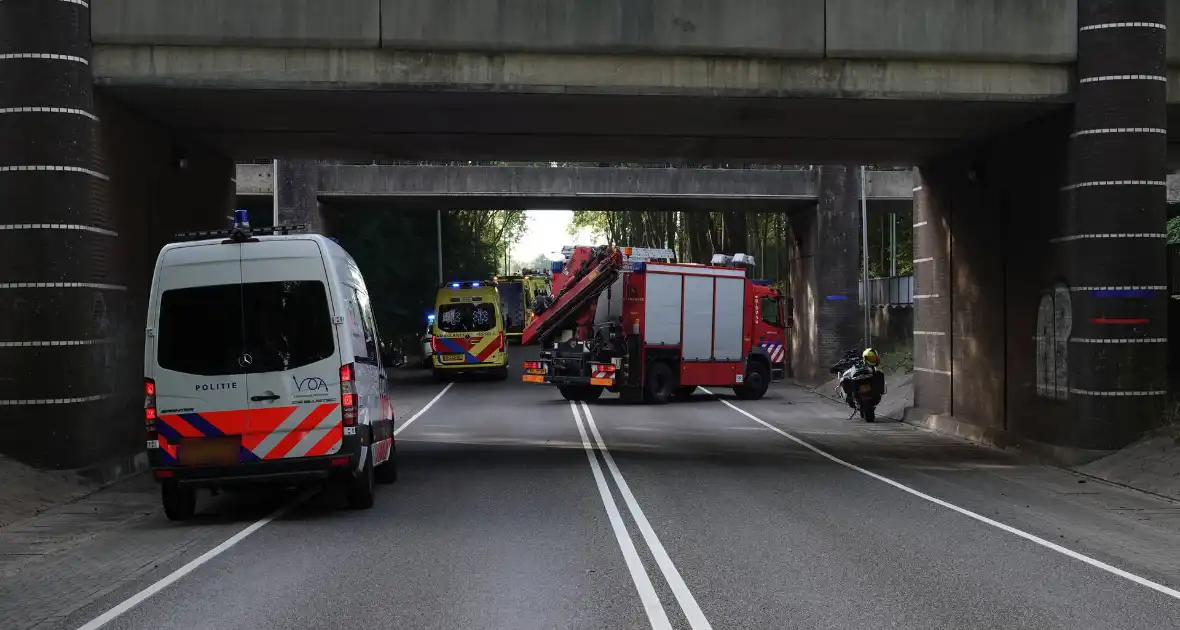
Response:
[[237, 353, 254, 368]]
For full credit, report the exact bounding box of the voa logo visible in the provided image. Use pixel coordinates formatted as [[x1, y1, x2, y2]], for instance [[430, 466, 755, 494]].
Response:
[[293, 376, 329, 392]]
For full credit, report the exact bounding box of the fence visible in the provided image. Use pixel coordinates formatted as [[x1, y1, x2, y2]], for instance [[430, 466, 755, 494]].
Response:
[[858, 275, 914, 306]]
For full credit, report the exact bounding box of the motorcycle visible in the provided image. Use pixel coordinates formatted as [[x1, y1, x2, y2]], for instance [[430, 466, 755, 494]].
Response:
[[829, 348, 886, 422]]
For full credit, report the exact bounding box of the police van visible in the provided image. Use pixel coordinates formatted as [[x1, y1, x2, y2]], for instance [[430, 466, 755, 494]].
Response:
[[143, 213, 397, 520]]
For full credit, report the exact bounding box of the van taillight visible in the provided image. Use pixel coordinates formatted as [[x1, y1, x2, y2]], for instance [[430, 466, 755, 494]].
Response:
[[144, 378, 157, 439], [340, 363, 357, 426], [499, 331, 504, 350], [431, 336, 442, 353]]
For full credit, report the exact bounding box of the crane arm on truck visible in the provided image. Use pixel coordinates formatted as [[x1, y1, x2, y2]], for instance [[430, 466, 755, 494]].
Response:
[[520, 246, 623, 345]]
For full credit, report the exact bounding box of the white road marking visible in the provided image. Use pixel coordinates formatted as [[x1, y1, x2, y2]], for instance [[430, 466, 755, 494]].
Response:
[[78, 381, 454, 628], [394, 382, 453, 436], [570, 402, 673, 630], [701, 388, 1180, 602], [76, 492, 310, 630], [581, 402, 714, 630]]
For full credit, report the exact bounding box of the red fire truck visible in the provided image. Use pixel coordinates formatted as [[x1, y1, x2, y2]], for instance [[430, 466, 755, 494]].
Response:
[[521, 246, 789, 403]]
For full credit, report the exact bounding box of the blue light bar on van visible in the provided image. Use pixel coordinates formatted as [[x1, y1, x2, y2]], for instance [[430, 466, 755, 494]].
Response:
[[427, 313, 435, 322], [471, 282, 482, 287], [450, 282, 461, 288]]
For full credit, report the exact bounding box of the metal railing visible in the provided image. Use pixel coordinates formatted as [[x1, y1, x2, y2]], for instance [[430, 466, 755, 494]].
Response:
[[858, 275, 914, 306]]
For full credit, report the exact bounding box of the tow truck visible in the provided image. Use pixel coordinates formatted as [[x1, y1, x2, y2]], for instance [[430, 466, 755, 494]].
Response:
[[521, 246, 789, 403]]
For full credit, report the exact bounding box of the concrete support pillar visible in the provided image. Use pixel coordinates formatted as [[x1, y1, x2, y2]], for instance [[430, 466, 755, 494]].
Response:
[[277, 160, 329, 233], [788, 165, 863, 383], [911, 167, 953, 414], [0, 1, 114, 466], [909, 2, 1167, 454], [1064, 1, 1168, 447], [0, 2, 233, 468]]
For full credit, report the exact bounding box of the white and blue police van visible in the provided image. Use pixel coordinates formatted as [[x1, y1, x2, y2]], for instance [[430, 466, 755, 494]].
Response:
[[143, 211, 397, 520]]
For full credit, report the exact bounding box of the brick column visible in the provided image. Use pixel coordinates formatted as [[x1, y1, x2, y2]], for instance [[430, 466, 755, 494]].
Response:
[[1057, 1, 1169, 448], [788, 165, 863, 383], [0, 0, 119, 465], [911, 166, 953, 414]]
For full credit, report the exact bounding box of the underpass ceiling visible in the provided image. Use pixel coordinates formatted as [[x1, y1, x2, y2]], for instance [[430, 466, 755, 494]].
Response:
[[104, 87, 1059, 164]]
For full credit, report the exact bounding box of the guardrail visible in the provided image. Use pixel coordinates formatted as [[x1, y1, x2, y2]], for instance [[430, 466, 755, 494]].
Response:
[[858, 275, 914, 306]]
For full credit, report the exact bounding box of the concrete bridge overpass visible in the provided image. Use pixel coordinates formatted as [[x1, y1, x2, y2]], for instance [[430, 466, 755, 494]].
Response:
[[1, 0, 1176, 468], [233, 162, 914, 222]]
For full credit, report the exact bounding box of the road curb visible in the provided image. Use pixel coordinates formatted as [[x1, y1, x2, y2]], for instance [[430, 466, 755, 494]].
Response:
[[75, 451, 150, 486]]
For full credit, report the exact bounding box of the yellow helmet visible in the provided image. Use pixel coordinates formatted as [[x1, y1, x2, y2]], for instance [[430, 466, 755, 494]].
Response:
[[862, 347, 881, 366]]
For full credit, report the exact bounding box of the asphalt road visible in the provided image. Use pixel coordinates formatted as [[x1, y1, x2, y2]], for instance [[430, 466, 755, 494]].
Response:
[[43, 355, 1180, 629]]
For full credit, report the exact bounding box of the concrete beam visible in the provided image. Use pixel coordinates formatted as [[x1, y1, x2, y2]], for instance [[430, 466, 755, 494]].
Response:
[[826, 0, 1076, 64], [92, 45, 1071, 102], [380, 0, 825, 57], [234, 163, 1180, 204], [92, 0, 1080, 65], [91, 0, 381, 48], [234, 163, 919, 202]]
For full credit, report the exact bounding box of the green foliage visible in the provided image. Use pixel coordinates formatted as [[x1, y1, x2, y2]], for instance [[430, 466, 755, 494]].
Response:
[[1167, 216, 1180, 244], [333, 209, 525, 345]]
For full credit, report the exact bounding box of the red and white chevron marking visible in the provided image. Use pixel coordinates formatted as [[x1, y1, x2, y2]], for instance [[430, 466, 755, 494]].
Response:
[[761, 341, 785, 363], [250, 403, 343, 460], [373, 437, 393, 465]]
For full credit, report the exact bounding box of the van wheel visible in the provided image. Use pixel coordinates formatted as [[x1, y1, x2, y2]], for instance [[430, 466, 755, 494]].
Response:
[[644, 361, 675, 405], [432, 369, 450, 383], [492, 367, 509, 381], [162, 483, 196, 521], [736, 361, 770, 400], [346, 450, 376, 509], [375, 440, 398, 484]]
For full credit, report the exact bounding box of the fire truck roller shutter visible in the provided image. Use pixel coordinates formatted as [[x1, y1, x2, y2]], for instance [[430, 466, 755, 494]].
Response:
[[644, 272, 682, 345], [681, 275, 714, 361], [713, 277, 745, 361]]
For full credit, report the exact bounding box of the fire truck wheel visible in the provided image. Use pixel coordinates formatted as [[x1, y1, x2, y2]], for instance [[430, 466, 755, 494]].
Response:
[[644, 361, 675, 405], [737, 361, 770, 400], [583, 386, 604, 401], [161, 483, 196, 521]]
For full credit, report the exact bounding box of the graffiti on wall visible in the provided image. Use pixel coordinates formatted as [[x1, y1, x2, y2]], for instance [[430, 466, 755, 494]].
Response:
[[1035, 283, 1071, 400]]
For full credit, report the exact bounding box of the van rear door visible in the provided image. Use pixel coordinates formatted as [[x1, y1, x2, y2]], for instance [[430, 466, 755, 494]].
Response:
[[239, 239, 344, 461], [152, 243, 252, 466]]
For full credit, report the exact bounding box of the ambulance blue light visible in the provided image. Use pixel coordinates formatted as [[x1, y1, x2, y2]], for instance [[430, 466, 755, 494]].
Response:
[[233, 209, 249, 228], [471, 282, 482, 287], [427, 313, 435, 322], [450, 282, 460, 288]]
